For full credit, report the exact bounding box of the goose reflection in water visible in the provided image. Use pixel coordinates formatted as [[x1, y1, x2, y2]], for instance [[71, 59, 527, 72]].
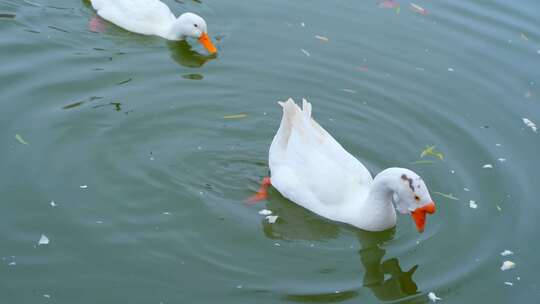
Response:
[[167, 40, 216, 68], [260, 193, 419, 302]]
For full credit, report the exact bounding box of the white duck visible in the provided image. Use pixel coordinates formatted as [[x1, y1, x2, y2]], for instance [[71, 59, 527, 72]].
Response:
[[90, 0, 217, 53], [249, 98, 436, 232]]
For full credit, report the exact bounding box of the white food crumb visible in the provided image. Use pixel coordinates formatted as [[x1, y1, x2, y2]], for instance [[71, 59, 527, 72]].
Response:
[[266, 215, 279, 224], [301, 49, 311, 57], [448, 67, 454, 72], [501, 250, 514, 256], [500, 260, 516, 271], [43, 294, 51, 298], [274, 242, 280, 247], [38, 234, 49, 245], [469, 200, 478, 209], [162, 212, 171, 215], [258, 209, 272, 216], [523, 118, 537, 132], [504, 282, 513, 286], [80, 185, 88, 189], [50, 201, 57, 207], [482, 164, 493, 169], [498, 158, 507, 162], [497, 205, 502, 211], [464, 187, 470, 192], [428, 292, 442, 302]]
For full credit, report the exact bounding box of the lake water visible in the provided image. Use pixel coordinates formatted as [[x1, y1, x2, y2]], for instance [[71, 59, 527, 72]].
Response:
[[1, 0, 539, 303]]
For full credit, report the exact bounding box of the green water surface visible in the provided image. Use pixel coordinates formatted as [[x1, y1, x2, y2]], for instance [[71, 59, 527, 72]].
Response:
[[1, 0, 539, 303]]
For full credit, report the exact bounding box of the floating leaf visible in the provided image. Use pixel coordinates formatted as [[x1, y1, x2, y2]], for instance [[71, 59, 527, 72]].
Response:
[[410, 3, 428, 15], [223, 113, 247, 119], [15, 134, 29, 145], [314, 35, 328, 42], [434, 192, 459, 201], [523, 118, 537, 132], [420, 145, 444, 160]]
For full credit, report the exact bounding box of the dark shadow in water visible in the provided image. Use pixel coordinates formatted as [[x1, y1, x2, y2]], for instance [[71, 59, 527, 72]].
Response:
[[261, 190, 419, 302], [167, 40, 216, 68]]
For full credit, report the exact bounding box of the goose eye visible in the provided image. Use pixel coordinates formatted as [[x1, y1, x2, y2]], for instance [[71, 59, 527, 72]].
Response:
[[194, 24, 198, 27], [414, 195, 420, 201]]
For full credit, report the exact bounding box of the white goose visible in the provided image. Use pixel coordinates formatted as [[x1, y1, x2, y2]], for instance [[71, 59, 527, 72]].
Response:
[[249, 98, 436, 232], [90, 0, 217, 53]]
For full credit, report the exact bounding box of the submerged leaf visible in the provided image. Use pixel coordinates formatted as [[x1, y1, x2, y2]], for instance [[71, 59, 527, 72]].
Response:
[[223, 113, 247, 119]]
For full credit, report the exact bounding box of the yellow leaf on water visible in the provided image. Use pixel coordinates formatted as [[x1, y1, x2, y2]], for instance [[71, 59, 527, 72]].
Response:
[[420, 145, 444, 160], [15, 134, 29, 145], [223, 113, 247, 119]]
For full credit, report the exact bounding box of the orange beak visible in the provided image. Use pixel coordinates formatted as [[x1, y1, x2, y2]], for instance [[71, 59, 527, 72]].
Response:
[[411, 202, 436, 233], [198, 32, 217, 54]]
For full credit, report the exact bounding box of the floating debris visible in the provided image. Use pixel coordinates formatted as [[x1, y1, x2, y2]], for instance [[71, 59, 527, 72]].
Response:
[[504, 282, 514, 286], [0, 13, 16, 19], [274, 242, 281, 247], [521, 33, 529, 41], [223, 113, 247, 119], [500, 260, 516, 271], [15, 134, 29, 145], [182, 73, 203, 80], [300, 22, 305, 27], [420, 145, 444, 160], [38, 234, 49, 245], [482, 164, 493, 169], [50, 201, 57, 207], [266, 215, 278, 224], [80, 185, 88, 189], [464, 187, 470, 192], [469, 200, 478, 209], [497, 158, 507, 163], [522, 118, 537, 132], [448, 67, 454, 72], [410, 3, 428, 15], [301, 49, 310, 57], [116, 78, 132, 85], [434, 192, 459, 201], [162, 212, 171, 215], [43, 294, 51, 298], [340, 89, 356, 94], [501, 250, 514, 256], [258, 209, 272, 216], [497, 205, 502, 211], [8, 261, 16, 266], [428, 292, 442, 302], [314, 35, 328, 42], [48, 25, 69, 33]]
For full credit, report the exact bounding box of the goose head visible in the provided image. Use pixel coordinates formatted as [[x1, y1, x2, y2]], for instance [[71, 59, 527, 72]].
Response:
[[391, 169, 436, 232], [172, 13, 217, 54]]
